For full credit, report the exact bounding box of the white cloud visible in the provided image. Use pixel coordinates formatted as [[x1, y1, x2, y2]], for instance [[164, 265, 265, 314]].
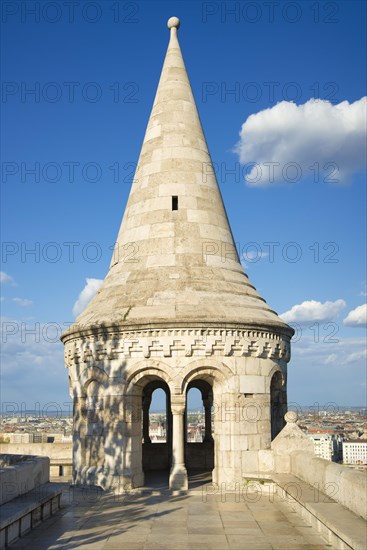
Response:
[[72, 278, 103, 317], [235, 97, 367, 185], [323, 354, 338, 365], [281, 299, 346, 323], [243, 250, 268, 262], [343, 304, 367, 327], [241, 250, 268, 268], [12, 297, 33, 308], [345, 349, 367, 363], [0, 271, 15, 285], [0, 316, 68, 404]]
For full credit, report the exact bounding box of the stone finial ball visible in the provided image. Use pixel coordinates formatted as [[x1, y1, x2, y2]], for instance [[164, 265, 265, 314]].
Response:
[[284, 411, 298, 423], [168, 17, 180, 29]]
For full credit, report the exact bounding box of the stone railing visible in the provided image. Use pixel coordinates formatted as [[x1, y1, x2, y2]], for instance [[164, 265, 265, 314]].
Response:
[[290, 450, 367, 521], [271, 412, 367, 521], [1, 454, 63, 548], [1, 443, 72, 478], [0, 454, 49, 505]]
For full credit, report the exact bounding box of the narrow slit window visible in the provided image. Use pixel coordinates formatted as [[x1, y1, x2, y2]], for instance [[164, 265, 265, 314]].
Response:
[[172, 196, 178, 210]]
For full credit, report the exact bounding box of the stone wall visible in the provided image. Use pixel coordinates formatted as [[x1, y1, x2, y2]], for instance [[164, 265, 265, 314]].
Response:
[[142, 443, 169, 471], [186, 442, 214, 470], [1, 443, 72, 461], [1, 444, 72, 477], [0, 454, 49, 505]]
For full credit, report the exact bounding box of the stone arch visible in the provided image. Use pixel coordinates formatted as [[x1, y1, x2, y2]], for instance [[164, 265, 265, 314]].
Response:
[[187, 379, 213, 401], [180, 358, 234, 395], [121, 361, 176, 488], [79, 366, 109, 396], [266, 364, 286, 393], [124, 361, 175, 396], [180, 360, 234, 477], [186, 379, 213, 446], [141, 380, 172, 474]]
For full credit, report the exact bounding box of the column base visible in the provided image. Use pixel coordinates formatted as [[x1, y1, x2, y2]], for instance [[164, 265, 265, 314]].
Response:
[[169, 464, 188, 492], [73, 467, 144, 493], [101, 471, 145, 493]]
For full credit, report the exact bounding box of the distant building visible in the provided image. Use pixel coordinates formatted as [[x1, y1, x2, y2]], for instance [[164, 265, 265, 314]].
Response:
[[32, 433, 48, 443], [187, 425, 203, 443], [46, 433, 64, 443], [308, 432, 343, 462], [343, 441, 367, 465], [9, 432, 55, 444], [9, 432, 32, 444], [149, 421, 166, 442]]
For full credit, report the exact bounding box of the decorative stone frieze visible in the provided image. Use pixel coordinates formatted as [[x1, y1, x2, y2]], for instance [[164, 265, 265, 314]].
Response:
[[64, 327, 291, 368]]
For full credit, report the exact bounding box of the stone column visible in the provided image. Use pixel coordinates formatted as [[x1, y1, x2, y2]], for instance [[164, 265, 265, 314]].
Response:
[[169, 397, 188, 492], [166, 392, 172, 464], [203, 397, 214, 443], [142, 394, 152, 444]]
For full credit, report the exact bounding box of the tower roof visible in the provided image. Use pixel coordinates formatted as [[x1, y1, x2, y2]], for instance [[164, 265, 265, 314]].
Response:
[[63, 18, 292, 338]]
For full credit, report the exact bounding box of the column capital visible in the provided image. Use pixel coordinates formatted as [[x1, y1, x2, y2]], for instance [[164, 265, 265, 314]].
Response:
[[171, 405, 185, 415], [171, 396, 186, 415]]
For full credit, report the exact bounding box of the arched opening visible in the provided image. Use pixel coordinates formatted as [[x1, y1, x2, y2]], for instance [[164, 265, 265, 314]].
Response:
[[142, 380, 172, 475], [186, 388, 203, 443], [149, 388, 167, 442], [270, 371, 287, 440], [124, 368, 174, 489], [185, 380, 214, 477]]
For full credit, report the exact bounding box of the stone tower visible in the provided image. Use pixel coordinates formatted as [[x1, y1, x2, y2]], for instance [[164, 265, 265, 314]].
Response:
[[61, 17, 294, 492]]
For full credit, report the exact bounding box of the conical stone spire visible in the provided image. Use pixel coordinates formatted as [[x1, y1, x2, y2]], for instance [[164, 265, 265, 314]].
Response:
[[64, 18, 292, 337]]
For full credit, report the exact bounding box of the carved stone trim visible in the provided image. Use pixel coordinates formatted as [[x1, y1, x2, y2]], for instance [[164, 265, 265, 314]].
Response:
[[64, 327, 291, 368]]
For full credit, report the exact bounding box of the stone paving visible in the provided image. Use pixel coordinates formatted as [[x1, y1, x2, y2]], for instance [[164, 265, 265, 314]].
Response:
[[10, 474, 333, 550]]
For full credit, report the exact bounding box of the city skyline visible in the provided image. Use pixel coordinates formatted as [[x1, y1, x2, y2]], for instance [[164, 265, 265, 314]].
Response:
[[1, 1, 366, 408]]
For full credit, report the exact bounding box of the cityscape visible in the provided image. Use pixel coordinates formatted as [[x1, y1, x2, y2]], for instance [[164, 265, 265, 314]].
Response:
[[2, 405, 366, 467]]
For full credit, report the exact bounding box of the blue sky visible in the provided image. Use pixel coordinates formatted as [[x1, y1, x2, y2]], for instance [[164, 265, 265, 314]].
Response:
[[1, 0, 366, 413]]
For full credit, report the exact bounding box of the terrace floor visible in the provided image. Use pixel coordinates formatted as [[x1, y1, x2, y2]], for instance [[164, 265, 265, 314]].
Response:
[[10, 472, 333, 550]]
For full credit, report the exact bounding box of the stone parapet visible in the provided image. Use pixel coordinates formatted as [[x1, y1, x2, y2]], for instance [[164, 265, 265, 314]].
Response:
[[268, 413, 367, 521], [0, 482, 62, 548], [0, 455, 49, 506], [274, 473, 366, 550], [290, 451, 367, 521]]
